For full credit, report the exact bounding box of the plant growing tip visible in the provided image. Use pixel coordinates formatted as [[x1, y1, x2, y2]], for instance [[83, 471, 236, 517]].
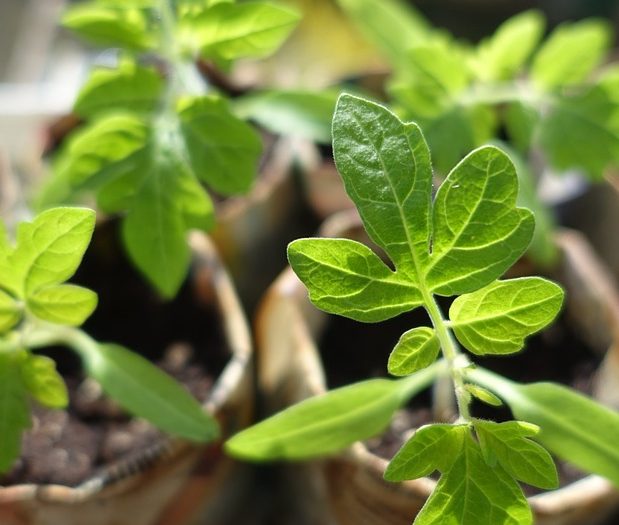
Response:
[[0, 207, 218, 473], [226, 94, 619, 524]]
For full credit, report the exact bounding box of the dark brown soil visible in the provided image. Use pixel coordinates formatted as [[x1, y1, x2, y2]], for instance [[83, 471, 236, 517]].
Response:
[[0, 220, 229, 487]]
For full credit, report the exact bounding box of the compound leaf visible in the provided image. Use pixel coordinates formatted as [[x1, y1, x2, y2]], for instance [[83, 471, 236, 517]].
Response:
[[449, 277, 563, 355], [388, 326, 439, 376], [384, 423, 466, 481], [474, 419, 558, 489], [21, 355, 68, 409], [287, 238, 421, 323], [531, 19, 611, 90], [74, 61, 163, 117], [27, 284, 98, 327]]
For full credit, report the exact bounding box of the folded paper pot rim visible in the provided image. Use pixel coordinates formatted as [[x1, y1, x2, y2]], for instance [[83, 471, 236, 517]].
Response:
[[255, 209, 619, 525], [0, 232, 253, 525]]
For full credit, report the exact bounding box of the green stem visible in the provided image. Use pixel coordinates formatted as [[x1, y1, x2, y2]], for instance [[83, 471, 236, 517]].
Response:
[[421, 287, 472, 423]]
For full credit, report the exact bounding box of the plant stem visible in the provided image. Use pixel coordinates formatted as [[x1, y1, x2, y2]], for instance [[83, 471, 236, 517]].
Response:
[[420, 287, 472, 423]]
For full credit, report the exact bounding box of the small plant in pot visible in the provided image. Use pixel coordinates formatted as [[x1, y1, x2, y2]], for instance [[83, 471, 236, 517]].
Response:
[[226, 94, 619, 524]]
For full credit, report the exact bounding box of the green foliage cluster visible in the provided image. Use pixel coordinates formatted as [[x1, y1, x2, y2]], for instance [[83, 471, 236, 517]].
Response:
[[44, 0, 300, 297], [226, 95, 619, 524], [0, 208, 218, 473]]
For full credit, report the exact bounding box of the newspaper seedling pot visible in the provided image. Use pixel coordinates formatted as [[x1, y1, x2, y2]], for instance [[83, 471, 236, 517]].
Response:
[[255, 209, 619, 525], [0, 230, 253, 525]]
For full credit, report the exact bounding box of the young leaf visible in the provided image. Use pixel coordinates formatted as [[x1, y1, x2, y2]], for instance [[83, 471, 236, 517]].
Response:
[[0, 352, 31, 472], [74, 62, 164, 117], [80, 343, 219, 442], [474, 10, 544, 82], [415, 433, 531, 525], [531, 19, 611, 90], [21, 355, 69, 409], [287, 238, 421, 323], [464, 384, 502, 407], [62, 3, 153, 51], [388, 327, 439, 376], [12, 208, 96, 296], [474, 419, 558, 489], [468, 367, 619, 487], [27, 284, 98, 327], [179, 2, 300, 60], [0, 290, 21, 334], [233, 89, 337, 143], [226, 369, 438, 461], [178, 96, 261, 195], [449, 277, 564, 355], [384, 423, 467, 481]]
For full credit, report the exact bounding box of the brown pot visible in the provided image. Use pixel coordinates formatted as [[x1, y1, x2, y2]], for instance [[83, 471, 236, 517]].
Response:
[[255, 209, 619, 525], [0, 231, 253, 525]]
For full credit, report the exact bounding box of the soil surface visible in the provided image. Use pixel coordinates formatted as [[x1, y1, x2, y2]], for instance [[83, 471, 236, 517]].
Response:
[[0, 220, 229, 487]]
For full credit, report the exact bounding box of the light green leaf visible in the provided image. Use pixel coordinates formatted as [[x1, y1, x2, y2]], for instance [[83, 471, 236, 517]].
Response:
[[474, 419, 558, 490], [62, 3, 153, 50], [80, 343, 219, 442], [474, 10, 544, 81], [464, 384, 502, 407], [332, 95, 433, 280], [415, 433, 531, 525], [287, 238, 421, 323], [233, 89, 337, 143], [179, 2, 300, 60], [12, 208, 96, 297], [388, 327, 439, 376], [531, 19, 611, 90], [226, 369, 438, 461], [178, 96, 261, 195], [21, 355, 68, 409], [0, 352, 31, 473], [468, 367, 619, 487], [449, 277, 564, 355], [27, 284, 97, 326], [426, 147, 534, 295], [384, 423, 466, 481], [0, 289, 21, 334], [539, 70, 619, 180], [336, 0, 431, 67], [74, 62, 163, 117]]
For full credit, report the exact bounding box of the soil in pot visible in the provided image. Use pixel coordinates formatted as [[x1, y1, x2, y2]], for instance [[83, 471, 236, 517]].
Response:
[[0, 220, 230, 487]]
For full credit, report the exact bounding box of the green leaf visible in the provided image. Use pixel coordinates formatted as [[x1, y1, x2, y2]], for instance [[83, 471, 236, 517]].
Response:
[[178, 96, 261, 195], [539, 70, 619, 180], [62, 3, 153, 50], [27, 284, 98, 326], [388, 327, 439, 376], [0, 352, 31, 473], [21, 355, 68, 409], [531, 19, 611, 90], [504, 102, 540, 154], [473, 10, 544, 81], [449, 277, 564, 355], [336, 0, 431, 67], [80, 343, 219, 442], [415, 433, 531, 525], [426, 147, 534, 295], [12, 208, 96, 297], [384, 423, 467, 481], [179, 2, 300, 60], [74, 61, 164, 117], [0, 289, 21, 334], [474, 419, 558, 490], [464, 384, 502, 407], [287, 238, 421, 323], [226, 369, 438, 460], [233, 89, 337, 143], [467, 367, 619, 487]]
